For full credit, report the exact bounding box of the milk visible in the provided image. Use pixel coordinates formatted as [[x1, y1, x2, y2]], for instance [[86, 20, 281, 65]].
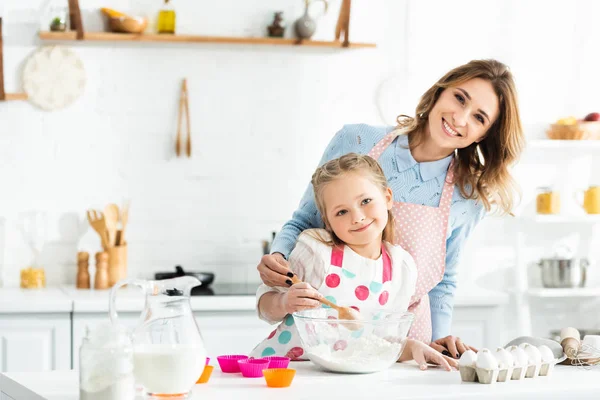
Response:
[[133, 344, 205, 395]]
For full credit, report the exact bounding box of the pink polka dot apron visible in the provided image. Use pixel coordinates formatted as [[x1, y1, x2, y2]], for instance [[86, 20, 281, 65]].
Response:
[[250, 244, 394, 360], [368, 129, 454, 344]]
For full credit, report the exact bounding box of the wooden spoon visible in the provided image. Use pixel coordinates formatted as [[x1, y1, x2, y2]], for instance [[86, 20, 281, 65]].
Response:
[[118, 200, 130, 246], [103, 203, 120, 247], [290, 275, 361, 323]]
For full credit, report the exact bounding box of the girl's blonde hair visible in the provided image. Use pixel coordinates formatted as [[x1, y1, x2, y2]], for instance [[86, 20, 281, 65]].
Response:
[[397, 59, 524, 214], [310, 153, 394, 247]]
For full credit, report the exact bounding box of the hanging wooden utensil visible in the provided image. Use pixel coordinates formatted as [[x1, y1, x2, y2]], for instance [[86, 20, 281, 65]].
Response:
[[335, 0, 351, 47], [67, 0, 84, 40], [176, 78, 191, 157]]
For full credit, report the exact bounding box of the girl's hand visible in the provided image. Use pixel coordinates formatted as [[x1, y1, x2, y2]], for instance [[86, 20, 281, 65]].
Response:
[[282, 282, 322, 314], [257, 253, 294, 287], [430, 335, 478, 359], [401, 339, 458, 371]]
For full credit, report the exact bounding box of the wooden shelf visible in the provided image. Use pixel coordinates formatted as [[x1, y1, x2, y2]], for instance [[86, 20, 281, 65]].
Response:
[[1, 93, 28, 101], [527, 287, 600, 298], [518, 214, 600, 224], [527, 139, 600, 149], [38, 31, 377, 48]]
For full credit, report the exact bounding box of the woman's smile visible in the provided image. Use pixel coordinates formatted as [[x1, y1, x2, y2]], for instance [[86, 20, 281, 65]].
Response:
[[442, 118, 463, 138]]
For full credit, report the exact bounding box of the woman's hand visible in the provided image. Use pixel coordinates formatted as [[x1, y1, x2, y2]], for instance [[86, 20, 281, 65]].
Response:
[[257, 253, 294, 287], [430, 335, 478, 359], [400, 339, 458, 371], [282, 282, 322, 314]]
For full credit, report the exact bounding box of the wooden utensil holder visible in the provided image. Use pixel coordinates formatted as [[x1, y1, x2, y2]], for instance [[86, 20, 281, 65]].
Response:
[[107, 245, 128, 286]]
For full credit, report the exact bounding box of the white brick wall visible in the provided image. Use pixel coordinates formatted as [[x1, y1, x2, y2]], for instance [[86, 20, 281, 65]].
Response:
[[1, 0, 600, 341]]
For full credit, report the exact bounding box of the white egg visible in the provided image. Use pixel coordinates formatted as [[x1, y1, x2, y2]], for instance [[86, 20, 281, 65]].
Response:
[[507, 345, 528, 367], [522, 343, 542, 366], [476, 348, 498, 370], [494, 347, 514, 369], [459, 349, 478, 367], [538, 345, 555, 363]]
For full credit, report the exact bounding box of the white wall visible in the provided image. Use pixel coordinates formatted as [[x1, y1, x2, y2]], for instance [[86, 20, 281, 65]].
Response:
[[2, 0, 600, 339]]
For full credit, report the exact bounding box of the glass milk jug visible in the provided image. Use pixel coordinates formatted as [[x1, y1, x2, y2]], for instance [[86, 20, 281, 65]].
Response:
[[109, 276, 206, 399]]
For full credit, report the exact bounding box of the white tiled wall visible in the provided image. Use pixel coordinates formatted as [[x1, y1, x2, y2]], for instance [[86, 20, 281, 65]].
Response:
[[2, 1, 600, 338]]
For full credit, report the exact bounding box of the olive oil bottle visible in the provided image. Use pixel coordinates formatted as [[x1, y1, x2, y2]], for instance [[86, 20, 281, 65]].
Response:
[[157, 0, 176, 34]]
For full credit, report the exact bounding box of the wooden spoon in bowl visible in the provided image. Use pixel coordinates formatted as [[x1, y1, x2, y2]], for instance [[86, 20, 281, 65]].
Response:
[[290, 275, 361, 324]]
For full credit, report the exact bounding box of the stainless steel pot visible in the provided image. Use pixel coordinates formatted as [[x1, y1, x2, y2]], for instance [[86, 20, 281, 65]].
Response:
[[537, 258, 589, 288]]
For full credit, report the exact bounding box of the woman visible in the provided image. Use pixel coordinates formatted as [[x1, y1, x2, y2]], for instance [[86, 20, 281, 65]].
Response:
[[257, 59, 524, 359]]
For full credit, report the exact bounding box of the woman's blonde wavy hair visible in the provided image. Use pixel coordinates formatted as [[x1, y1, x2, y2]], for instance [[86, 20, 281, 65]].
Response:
[[309, 153, 394, 247], [397, 59, 524, 214]]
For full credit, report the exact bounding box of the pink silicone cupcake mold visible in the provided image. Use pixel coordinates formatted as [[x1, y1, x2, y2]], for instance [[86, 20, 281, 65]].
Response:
[[238, 358, 270, 378], [262, 356, 290, 369], [217, 355, 248, 373]]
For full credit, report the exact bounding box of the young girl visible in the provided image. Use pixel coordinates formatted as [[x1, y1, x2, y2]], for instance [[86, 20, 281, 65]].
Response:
[[251, 153, 456, 371]]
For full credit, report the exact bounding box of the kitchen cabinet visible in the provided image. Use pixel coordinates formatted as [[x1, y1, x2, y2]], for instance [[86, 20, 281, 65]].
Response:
[[0, 313, 71, 373], [451, 306, 502, 349], [195, 311, 271, 356]]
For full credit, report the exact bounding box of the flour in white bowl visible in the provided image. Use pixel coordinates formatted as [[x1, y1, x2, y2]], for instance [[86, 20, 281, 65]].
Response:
[[307, 335, 403, 373]]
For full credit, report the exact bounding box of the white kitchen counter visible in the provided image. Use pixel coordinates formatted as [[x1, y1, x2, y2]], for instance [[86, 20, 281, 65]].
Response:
[[1, 362, 598, 400], [61, 285, 258, 313], [0, 284, 508, 314], [0, 288, 72, 313]]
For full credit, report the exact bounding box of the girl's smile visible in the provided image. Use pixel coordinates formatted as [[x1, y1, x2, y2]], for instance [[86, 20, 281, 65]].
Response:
[[351, 220, 374, 233]]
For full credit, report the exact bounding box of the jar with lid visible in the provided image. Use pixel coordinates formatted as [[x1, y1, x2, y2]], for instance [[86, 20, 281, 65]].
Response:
[[536, 186, 560, 215], [79, 323, 135, 400]]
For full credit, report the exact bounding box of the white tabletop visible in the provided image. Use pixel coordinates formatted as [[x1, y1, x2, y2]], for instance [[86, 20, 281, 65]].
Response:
[[0, 288, 72, 313], [1, 362, 598, 400]]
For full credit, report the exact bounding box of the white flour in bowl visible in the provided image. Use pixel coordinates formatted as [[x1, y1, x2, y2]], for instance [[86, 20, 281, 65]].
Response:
[[307, 335, 403, 373]]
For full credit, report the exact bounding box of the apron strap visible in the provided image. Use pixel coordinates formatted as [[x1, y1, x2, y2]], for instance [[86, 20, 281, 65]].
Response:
[[330, 246, 344, 267], [438, 159, 456, 209], [382, 244, 392, 283], [330, 244, 392, 283], [367, 130, 401, 161]]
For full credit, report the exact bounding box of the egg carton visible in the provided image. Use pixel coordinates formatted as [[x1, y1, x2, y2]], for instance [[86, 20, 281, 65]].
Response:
[[459, 344, 557, 384]]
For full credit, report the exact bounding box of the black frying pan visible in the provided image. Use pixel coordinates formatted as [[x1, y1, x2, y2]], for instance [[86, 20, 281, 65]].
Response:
[[154, 266, 215, 287]]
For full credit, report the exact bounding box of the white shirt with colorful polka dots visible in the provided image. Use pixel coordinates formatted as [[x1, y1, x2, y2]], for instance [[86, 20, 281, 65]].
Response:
[[251, 229, 417, 360]]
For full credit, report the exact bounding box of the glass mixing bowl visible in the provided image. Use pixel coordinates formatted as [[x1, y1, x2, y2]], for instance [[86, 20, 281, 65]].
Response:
[[292, 308, 414, 374]]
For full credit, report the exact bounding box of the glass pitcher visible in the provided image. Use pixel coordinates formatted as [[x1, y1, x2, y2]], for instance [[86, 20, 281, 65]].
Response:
[[109, 276, 206, 399]]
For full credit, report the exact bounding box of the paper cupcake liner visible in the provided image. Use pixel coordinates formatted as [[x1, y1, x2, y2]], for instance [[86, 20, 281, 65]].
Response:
[[475, 368, 498, 384], [238, 359, 270, 378], [459, 366, 478, 382], [262, 356, 291, 369], [217, 355, 248, 373], [263, 368, 296, 388], [196, 365, 214, 384]]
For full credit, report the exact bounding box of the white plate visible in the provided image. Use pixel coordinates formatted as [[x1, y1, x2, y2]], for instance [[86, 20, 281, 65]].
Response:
[[22, 45, 86, 111]]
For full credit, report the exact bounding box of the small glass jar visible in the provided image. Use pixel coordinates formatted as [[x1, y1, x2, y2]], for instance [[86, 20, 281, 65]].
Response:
[[536, 186, 560, 215], [79, 323, 135, 400]]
